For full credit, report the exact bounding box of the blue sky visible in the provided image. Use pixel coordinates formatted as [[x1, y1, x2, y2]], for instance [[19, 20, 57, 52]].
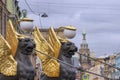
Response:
[[18, 0, 120, 57]]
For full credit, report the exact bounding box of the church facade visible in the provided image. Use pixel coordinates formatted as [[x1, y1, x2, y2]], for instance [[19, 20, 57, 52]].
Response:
[[79, 31, 91, 69]]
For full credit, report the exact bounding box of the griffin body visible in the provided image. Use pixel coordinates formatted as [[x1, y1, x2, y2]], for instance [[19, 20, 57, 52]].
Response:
[[0, 38, 36, 80], [41, 41, 78, 80]]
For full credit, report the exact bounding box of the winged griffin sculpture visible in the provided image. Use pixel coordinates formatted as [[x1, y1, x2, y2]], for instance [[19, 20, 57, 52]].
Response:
[[0, 20, 36, 80], [33, 27, 78, 80], [0, 19, 77, 80]]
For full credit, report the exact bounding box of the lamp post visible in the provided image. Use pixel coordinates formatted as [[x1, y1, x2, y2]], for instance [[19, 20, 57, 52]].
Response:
[[14, 9, 34, 35], [57, 25, 76, 39], [39, 13, 48, 28]]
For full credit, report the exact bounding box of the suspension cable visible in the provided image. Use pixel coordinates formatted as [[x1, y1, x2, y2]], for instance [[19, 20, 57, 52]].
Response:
[[34, 49, 115, 80], [76, 52, 120, 71]]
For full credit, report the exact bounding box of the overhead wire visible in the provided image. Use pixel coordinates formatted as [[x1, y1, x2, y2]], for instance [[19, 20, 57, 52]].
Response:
[[24, 0, 44, 28], [25, 9, 120, 15], [26, 1, 120, 10], [24, 0, 38, 15], [28, 1, 120, 7], [38, 14, 42, 28], [77, 52, 120, 71], [22, 2, 120, 15], [28, 4, 120, 11]]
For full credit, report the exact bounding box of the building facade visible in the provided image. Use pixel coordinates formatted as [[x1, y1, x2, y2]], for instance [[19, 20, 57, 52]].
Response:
[[79, 31, 91, 69], [103, 55, 116, 79], [0, 0, 21, 37], [115, 52, 120, 79], [0, 0, 8, 37], [90, 50, 96, 66], [88, 65, 104, 80], [7, 0, 21, 32]]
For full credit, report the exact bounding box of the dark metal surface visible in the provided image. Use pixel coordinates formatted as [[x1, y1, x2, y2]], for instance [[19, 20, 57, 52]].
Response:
[[40, 41, 78, 80], [0, 38, 36, 80]]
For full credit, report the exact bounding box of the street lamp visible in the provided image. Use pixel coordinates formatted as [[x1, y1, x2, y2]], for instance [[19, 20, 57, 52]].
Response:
[[39, 13, 48, 28], [57, 26, 76, 39], [41, 13, 48, 17], [14, 9, 34, 35]]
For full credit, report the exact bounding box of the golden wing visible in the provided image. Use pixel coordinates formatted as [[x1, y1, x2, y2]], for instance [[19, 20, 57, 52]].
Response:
[[48, 27, 61, 58], [33, 27, 54, 62], [0, 34, 17, 76], [33, 27, 60, 77], [6, 20, 18, 56]]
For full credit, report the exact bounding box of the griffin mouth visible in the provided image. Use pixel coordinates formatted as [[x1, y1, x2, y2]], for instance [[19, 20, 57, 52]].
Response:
[[68, 50, 75, 55], [26, 47, 34, 52], [68, 48, 77, 55], [69, 50, 74, 52], [69, 48, 77, 52]]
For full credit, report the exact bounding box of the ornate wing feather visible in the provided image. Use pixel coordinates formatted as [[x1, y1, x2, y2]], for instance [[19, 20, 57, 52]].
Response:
[[43, 59, 60, 77], [33, 27, 60, 77], [33, 27, 54, 62], [48, 27, 61, 58], [6, 20, 18, 56], [0, 34, 17, 76]]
